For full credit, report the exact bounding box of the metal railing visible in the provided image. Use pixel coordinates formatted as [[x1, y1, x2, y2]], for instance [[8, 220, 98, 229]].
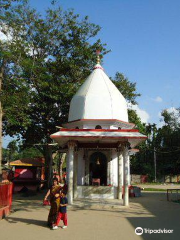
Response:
[[167, 189, 180, 202]]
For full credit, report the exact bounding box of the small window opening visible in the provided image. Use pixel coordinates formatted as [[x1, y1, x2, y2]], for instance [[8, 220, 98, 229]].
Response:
[[95, 125, 102, 129]]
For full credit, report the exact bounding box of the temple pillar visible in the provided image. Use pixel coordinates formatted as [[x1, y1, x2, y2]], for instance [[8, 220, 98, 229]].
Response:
[[109, 150, 113, 185], [107, 151, 111, 185], [123, 145, 129, 206], [84, 150, 89, 185], [67, 141, 76, 204], [117, 151, 123, 199], [73, 150, 78, 199], [128, 156, 131, 185]]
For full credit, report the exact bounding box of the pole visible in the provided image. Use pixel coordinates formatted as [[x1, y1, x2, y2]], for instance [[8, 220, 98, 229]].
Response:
[[154, 147, 157, 182]]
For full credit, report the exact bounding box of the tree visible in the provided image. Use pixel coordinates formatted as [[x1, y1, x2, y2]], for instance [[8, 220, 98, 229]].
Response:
[[1, 0, 108, 186], [1, 1, 145, 185], [2, 140, 43, 163], [0, 0, 31, 174], [7, 140, 18, 162], [0, 0, 20, 9], [128, 109, 146, 133], [111, 72, 145, 133], [156, 109, 180, 177], [112, 72, 141, 105]]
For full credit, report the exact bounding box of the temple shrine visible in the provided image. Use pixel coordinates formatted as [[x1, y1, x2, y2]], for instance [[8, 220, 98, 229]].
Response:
[[51, 55, 147, 206]]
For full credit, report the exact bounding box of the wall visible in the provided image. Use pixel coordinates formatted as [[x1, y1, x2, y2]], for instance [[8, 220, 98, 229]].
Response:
[[77, 186, 117, 199]]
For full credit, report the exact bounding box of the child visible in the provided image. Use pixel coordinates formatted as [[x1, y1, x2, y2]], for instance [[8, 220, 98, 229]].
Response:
[[52, 191, 68, 229]]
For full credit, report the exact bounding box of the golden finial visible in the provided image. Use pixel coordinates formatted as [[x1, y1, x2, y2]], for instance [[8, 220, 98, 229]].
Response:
[[96, 50, 101, 64]]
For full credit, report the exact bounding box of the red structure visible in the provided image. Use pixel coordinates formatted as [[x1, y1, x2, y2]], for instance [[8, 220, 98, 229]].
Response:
[[0, 183, 13, 219], [10, 158, 45, 193]]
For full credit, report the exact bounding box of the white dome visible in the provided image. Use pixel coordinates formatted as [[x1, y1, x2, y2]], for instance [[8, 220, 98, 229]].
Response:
[[68, 64, 128, 122]]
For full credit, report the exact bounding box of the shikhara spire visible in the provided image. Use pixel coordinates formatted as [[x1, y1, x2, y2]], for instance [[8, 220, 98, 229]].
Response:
[[68, 53, 128, 122]]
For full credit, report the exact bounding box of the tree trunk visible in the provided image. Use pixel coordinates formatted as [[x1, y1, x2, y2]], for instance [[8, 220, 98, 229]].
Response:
[[44, 145, 53, 188]]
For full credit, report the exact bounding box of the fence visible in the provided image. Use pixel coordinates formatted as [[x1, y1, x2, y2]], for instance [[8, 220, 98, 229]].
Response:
[[0, 183, 13, 219], [167, 189, 180, 202]]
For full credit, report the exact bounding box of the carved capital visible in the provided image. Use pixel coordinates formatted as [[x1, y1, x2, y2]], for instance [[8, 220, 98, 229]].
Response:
[[67, 141, 77, 150], [121, 142, 130, 150]]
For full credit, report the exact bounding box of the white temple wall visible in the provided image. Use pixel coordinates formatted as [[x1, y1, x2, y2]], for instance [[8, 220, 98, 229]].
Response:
[[77, 149, 85, 185], [83, 124, 110, 129], [110, 125, 118, 129]]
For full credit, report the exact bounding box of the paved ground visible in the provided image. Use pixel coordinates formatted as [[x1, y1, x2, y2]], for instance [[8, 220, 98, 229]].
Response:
[[1, 191, 180, 240]]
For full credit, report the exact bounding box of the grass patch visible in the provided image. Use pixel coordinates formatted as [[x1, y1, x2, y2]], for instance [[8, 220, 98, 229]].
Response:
[[143, 188, 166, 192], [132, 183, 164, 185], [132, 183, 180, 185], [172, 200, 180, 204]]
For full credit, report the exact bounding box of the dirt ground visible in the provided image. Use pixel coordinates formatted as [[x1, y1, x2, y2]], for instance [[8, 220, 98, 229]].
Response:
[[0, 191, 180, 240]]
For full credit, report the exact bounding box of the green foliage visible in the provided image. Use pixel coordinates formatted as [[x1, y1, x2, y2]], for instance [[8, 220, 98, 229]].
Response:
[[2, 140, 42, 162], [0, 0, 109, 186], [17, 146, 43, 159], [161, 108, 180, 130], [112, 72, 141, 105], [1, 0, 108, 150], [0, 0, 22, 11], [128, 109, 146, 133], [131, 109, 180, 180]]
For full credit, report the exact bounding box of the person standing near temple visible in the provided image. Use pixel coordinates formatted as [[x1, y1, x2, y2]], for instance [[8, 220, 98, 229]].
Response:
[[52, 191, 68, 229], [44, 178, 61, 228]]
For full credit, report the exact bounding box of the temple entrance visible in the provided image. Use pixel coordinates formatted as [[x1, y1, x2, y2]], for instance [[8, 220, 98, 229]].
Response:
[[89, 152, 107, 186]]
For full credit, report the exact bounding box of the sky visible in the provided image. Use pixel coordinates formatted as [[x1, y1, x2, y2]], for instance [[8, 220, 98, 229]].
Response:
[[2, 0, 180, 147]]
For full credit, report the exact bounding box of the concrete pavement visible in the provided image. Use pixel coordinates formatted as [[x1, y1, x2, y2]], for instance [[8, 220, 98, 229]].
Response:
[[0, 192, 180, 240]]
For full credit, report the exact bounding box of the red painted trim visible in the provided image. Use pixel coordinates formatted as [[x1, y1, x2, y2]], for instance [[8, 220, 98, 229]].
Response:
[[64, 119, 135, 126], [51, 135, 147, 140], [58, 128, 140, 132]]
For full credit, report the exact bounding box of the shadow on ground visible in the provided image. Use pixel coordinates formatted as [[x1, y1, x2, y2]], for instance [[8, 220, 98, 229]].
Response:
[[5, 216, 47, 228], [127, 192, 180, 240]]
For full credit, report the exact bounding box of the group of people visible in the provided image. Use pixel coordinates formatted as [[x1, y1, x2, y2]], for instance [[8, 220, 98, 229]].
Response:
[[44, 178, 68, 230]]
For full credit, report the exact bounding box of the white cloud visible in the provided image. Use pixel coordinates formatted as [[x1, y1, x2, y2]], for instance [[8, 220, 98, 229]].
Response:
[[154, 96, 163, 102], [128, 104, 150, 123], [0, 30, 8, 41], [0, 25, 13, 42], [166, 107, 178, 115]]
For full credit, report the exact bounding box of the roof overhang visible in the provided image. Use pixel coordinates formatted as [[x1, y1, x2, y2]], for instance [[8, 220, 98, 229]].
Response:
[[50, 129, 147, 148], [10, 158, 45, 167]]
